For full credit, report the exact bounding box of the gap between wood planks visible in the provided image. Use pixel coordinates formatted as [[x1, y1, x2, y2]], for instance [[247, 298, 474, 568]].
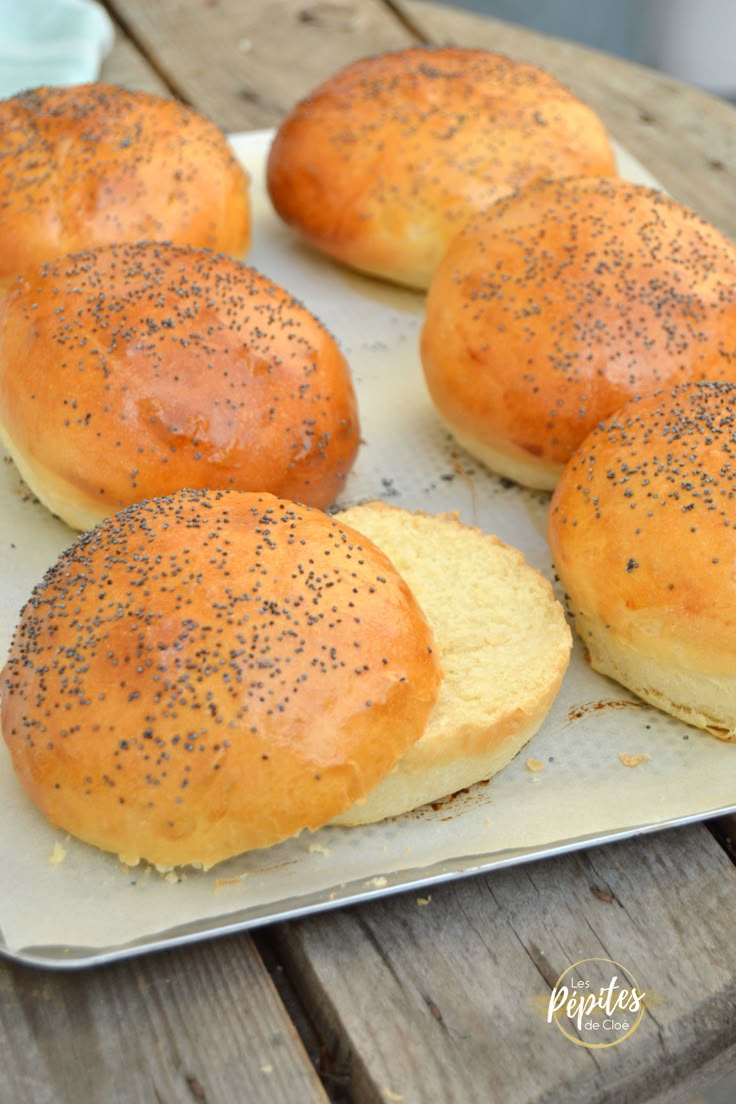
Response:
[[99, 0, 196, 103], [710, 815, 736, 865], [380, 0, 431, 42], [254, 931, 350, 1103]]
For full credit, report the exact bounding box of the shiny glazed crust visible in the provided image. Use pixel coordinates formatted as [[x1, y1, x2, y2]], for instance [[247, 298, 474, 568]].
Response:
[[0, 490, 442, 868], [0, 242, 360, 528], [266, 47, 616, 288], [0, 83, 251, 284], [421, 177, 736, 488], [548, 382, 736, 740]]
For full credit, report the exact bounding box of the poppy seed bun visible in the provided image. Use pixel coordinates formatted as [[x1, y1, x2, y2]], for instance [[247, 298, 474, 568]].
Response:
[[331, 503, 571, 825], [548, 382, 736, 741], [0, 242, 360, 529], [266, 47, 616, 289], [0, 83, 250, 287], [421, 177, 736, 489], [0, 490, 442, 868]]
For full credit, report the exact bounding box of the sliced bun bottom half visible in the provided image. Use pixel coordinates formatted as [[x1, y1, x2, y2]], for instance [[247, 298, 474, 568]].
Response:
[[332, 503, 572, 825]]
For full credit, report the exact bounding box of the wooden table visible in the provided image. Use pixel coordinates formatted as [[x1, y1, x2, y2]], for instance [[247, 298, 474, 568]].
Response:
[[2, 2, 736, 1101]]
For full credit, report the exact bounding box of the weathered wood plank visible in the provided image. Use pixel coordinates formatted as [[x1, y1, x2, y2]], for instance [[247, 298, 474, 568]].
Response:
[[104, 0, 416, 131], [0, 934, 327, 1104], [103, 0, 736, 242], [394, 0, 736, 242], [270, 824, 736, 1104], [644, 1041, 736, 1104]]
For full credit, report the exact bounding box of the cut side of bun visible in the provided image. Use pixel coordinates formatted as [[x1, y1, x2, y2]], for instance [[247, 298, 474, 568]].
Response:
[[267, 47, 616, 289], [548, 381, 736, 741], [0, 243, 360, 528], [0, 83, 251, 286], [0, 491, 442, 869], [331, 503, 572, 825]]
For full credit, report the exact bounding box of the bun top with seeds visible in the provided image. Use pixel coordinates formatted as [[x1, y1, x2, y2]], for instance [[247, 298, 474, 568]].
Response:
[[0, 489, 442, 869], [266, 47, 616, 289], [421, 176, 736, 490], [0, 242, 360, 529], [548, 381, 736, 739], [0, 83, 251, 287]]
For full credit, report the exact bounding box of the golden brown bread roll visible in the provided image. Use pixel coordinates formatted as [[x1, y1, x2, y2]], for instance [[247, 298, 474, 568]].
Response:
[[0, 242, 360, 528], [548, 381, 736, 741], [0, 490, 442, 868], [0, 83, 251, 287], [266, 47, 616, 289], [421, 176, 736, 490]]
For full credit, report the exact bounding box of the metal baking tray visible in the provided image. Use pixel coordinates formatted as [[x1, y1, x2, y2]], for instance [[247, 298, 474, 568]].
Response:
[[1, 131, 734, 969]]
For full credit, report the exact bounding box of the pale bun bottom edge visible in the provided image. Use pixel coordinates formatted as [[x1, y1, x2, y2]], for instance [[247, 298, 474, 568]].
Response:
[[577, 611, 736, 742], [317, 243, 433, 292], [1, 423, 101, 531], [331, 709, 551, 827], [432, 412, 563, 492]]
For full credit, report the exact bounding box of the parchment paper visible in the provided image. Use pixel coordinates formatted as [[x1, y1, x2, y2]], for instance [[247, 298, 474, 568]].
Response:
[[1, 132, 734, 967]]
